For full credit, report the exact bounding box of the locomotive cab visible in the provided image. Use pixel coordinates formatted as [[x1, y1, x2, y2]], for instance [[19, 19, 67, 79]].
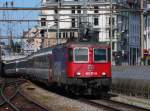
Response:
[[65, 42, 112, 95], [67, 43, 111, 79]]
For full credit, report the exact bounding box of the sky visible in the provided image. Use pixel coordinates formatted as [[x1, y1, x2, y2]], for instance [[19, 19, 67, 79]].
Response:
[[0, 0, 41, 44]]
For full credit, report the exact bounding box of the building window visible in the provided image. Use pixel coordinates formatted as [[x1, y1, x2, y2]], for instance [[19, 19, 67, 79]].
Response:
[[72, 6, 75, 13], [72, 18, 76, 27], [94, 6, 99, 13], [77, 6, 81, 13], [59, 32, 61, 38], [63, 32, 66, 38], [94, 18, 99, 26], [41, 18, 46, 27], [109, 17, 115, 25], [109, 29, 115, 38], [70, 32, 74, 38], [112, 42, 115, 50], [54, 9, 58, 14], [55, 19, 58, 24], [55, 0, 59, 2], [40, 30, 45, 37], [66, 32, 68, 38], [48, 41, 50, 46]]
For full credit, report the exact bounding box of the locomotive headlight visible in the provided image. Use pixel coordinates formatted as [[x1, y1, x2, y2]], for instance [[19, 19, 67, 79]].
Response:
[[102, 72, 106, 76], [16, 68, 18, 73], [76, 72, 81, 76]]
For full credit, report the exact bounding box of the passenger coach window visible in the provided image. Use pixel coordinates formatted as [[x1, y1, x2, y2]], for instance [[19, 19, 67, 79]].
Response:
[[74, 48, 88, 62], [94, 49, 107, 62]]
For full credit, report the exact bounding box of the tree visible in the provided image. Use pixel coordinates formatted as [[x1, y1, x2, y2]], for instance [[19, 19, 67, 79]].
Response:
[[14, 42, 21, 53], [10, 40, 15, 52]]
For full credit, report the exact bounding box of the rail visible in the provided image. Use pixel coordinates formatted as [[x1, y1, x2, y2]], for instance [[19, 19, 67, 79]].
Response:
[[0, 78, 49, 111], [79, 98, 149, 111]]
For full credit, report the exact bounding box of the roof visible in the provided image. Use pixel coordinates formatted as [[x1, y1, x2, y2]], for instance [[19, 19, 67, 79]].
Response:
[[66, 41, 110, 48]]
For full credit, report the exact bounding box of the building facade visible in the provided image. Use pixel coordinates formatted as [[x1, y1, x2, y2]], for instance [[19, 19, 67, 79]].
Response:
[[22, 27, 42, 54], [127, 0, 141, 65], [144, 0, 150, 53], [144, 0, 150, 65], [39, 0, 141, 65]]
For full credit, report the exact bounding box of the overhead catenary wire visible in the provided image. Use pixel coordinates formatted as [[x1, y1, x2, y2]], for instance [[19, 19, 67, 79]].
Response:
[[0, 2, 143, 38], [0, 11, 124, 23], [0, 37, 75, 39], [0, 1, 42, 40], [0, 7, 143, 12], [18, 0, 42, 49]]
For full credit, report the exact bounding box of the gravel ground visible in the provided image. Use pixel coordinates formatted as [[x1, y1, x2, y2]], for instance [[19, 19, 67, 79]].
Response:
[[20, 82, 104, 111]]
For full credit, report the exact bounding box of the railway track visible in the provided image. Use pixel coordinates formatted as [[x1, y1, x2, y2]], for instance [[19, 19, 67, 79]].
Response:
[[80, 98, 150, 111], [1, 77, 149, 111], [0, 78, 50, 111]]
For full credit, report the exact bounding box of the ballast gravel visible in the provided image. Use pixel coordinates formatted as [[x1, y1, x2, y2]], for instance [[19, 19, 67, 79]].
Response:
[[20, 82, 104, 111]]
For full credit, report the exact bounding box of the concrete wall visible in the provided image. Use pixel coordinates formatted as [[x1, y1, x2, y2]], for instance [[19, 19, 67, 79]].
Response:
[[112, 66, 150, 80]]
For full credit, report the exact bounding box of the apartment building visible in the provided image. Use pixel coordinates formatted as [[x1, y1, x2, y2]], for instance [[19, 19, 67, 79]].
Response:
[[22, 27, 42, 54], [39, 0, 141, 65]]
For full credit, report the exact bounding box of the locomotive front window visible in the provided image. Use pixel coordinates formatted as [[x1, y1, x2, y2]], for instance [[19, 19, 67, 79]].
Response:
[[94, 49, 107, 62], [74, 48, 88, 62]]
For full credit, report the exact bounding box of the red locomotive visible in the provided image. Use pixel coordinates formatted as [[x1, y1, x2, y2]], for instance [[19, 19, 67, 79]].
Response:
[[4, 41, 111, 95]]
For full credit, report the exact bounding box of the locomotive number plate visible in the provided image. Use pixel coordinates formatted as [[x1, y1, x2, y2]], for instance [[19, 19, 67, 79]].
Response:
[[85, 72, 98, 76]]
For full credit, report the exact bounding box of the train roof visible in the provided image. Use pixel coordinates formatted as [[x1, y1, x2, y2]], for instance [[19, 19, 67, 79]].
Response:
[[5, 57, 27, 64], [34, 47, 52, 54], [31, 47, 52, 57], [4, 42, 110, 63], [66, 42, 110, 48]]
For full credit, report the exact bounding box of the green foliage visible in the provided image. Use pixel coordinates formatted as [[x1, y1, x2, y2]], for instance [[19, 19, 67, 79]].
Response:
[[10, 40, 16, 52], [14, 42, 21, 53], [10, 40, 21, 53]]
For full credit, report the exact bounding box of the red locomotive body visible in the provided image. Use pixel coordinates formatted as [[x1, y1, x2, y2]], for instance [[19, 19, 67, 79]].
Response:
[[67, 42, 111, 78]]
